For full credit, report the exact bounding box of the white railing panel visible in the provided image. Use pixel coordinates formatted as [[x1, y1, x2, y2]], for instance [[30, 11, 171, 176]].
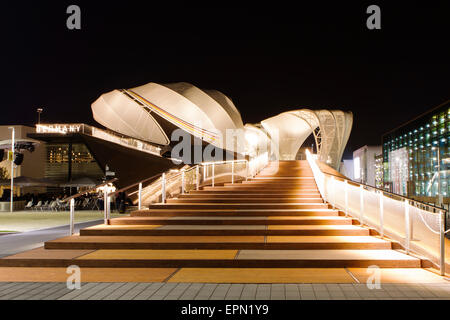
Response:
[[305, 149, 447, 274], [409, 205, 441, 266]]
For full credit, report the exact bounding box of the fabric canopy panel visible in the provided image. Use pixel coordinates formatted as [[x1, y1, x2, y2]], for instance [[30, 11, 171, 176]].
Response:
[[261, 109, 353, 169], [91, 81, 352, 167], [91, 82, 244, 154], [91, 89, 169, 146]]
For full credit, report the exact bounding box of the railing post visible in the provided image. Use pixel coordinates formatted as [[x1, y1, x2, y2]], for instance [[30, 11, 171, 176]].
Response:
[[69, 198, 75, 235], [181, 169, 185, 194], [331, 176, 335, 209], [344, 180, 348, 217], [104, 191, 109, 225], [359, 184, 364, 226], [245, 161, 249, 181], [161, 173, 166, 204], [212, 163, 215, 187], [404, 199, 410, 254], [379, 190, 384, 237], [138, 182, 142, 210], [439, 210, 446, 276], [196, 166, 200, 190], [231, 161, 234, 184]]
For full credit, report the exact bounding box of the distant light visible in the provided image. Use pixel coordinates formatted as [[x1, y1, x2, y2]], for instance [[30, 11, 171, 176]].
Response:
[[245, 132, 259, 147]]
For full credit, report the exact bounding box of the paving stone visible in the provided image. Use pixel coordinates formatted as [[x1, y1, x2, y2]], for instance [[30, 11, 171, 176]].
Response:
[[88, 283, 127, 300], [210, 284, 232, 300], [179, 283, 204, 300], [73, 283, 114, 300], [255, 284, 271, 300], [102, 283, 140, 300], [41, 284, 74, 300], [132, 282, 164, 300], [225, 284, 244, 300], [0, 282, 31, 299], [194, 283, 217, 300], [147, 282, 177, 300], [12, 282, 60, 300], [285, 284, 300, 300], [162, 283, 191, 300], [0, 282, 43, 300], [387, 291, 406, 298], [300, 292, 316, 300], [298, 284, 313, 290], [58, 283, 98, 300]]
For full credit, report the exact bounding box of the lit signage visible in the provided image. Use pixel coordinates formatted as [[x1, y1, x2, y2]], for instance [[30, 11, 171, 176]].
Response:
[[36, 124, 83, 134]]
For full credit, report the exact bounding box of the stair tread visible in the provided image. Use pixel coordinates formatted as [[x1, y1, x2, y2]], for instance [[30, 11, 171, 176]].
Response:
[[84, 224, 365, 231], [236, 250, 418, 261], [46, 235, 386, 244], [111, 216, 349, 221]]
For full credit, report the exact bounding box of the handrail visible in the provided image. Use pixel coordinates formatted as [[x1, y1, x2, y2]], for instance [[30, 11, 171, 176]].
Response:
[[310, 153, 447, 215], [306, 149, 447, 276], [61, 178, 118, 203], [111, 172, 165, 197], [64, 153, 269, 236]]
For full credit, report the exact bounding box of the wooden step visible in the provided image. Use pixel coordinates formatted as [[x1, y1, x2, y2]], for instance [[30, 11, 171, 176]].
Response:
[[178, 193, 322, 199], [147, 203, 330, 210], [1, 249, 420, 268], [192, 190, 321, 195], [78, 225, 369, 237], [240, 180, 316, 184], [219, 185, 318, 189], [44, 235, 391, 250], [166, 198, 324, 204], [108, 216, 353, 226], [202, 186, 319, 192], [131, 209, 340, 217]]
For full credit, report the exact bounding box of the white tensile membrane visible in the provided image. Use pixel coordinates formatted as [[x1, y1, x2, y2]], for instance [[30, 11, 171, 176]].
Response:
[[261, 109, 353, 170], [91, 82, 352, 172]]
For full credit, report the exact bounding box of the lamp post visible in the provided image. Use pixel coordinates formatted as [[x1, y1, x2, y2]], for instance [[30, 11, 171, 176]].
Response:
[[8, 127, 15, 212], [37, 108, 43, 124]]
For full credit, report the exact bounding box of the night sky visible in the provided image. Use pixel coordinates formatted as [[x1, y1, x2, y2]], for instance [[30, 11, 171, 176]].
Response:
[[1, 1, 449, 158]]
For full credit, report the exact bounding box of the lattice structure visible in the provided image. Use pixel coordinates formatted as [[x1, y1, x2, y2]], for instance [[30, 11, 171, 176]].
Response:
[[261, 109, 353, 169]]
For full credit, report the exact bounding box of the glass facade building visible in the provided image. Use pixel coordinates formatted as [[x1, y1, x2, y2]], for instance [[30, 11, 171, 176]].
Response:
[[45, 143, 104, 182], [382, 100, 450, 205]]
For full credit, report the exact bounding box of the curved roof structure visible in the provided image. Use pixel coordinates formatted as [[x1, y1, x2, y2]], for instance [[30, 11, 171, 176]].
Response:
[[92, 81, 352, 168], [261, 109, 353, 169], [92, 82, 244, 152]]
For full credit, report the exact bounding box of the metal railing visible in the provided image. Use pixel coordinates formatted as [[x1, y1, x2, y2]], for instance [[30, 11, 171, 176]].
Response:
[[81, 153, 269, 231], [133, 152, 270, 209], [306, 149, 449, 276], [61, 178, 118, 235]]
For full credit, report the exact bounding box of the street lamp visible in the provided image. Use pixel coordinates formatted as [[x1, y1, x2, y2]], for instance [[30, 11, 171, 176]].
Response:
[[8, 127, 14, 212], [37, 108, 43, 124]]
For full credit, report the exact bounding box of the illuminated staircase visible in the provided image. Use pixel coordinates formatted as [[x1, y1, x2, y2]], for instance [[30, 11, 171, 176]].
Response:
[[0, 161, 422, 268]]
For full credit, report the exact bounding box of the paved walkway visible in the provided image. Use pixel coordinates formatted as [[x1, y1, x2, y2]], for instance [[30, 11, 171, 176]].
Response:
[[0, 282, 449, 300], [0, 220, 106, 257], [0, 210, 122, 232]]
